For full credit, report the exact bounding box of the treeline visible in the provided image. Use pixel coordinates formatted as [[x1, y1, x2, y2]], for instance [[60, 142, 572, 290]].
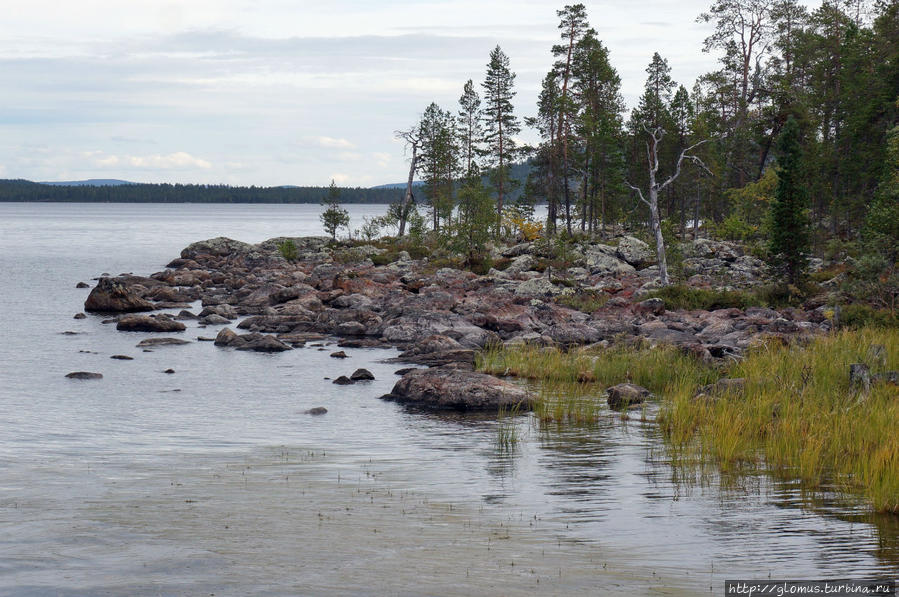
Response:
[[0, 179, 402, 204], [398, 0, 899, 247]]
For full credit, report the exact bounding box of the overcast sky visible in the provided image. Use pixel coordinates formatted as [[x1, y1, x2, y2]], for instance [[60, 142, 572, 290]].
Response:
[[0, 1, 810, 187]]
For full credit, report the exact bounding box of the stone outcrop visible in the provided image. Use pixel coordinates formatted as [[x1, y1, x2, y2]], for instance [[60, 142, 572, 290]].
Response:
[[84, 277, 155, 313], [116, 314, 186, 333]]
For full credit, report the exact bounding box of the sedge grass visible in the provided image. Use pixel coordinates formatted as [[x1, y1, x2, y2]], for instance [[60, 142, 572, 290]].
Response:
[[480, 329, 899, 514]]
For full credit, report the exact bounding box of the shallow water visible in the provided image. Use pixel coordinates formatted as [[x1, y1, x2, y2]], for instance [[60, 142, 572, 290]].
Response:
[[0, 202, 897, 595]]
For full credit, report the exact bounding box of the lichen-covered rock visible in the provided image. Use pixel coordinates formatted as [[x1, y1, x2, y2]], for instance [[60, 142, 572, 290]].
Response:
[[616, 236, 653, 267]]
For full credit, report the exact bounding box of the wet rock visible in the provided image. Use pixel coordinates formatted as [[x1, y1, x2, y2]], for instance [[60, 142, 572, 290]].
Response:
[[73, 312, 86, 320], [214, 327, 240, 346], [330, 350, 348, 359], [197, 336, 215, 342], [199, 313, 230, 326], [84, 277, 155, 313], [76, 282, 90, 289], [381, 366, 531, 412], [110, 355, 133, 360], [394, 367, 418, 376], [136, 337, 190, 347], [164, 368, 175, 374], [116, 314, 186, 333], [606, 383, 650, 410], [235, 334, 292, 352], [350, 368, 375, 381], [333, 376, 354, 385], [304, 407, 328, 415], [60, 331, 81, 335], [66, 371, 103, 380]]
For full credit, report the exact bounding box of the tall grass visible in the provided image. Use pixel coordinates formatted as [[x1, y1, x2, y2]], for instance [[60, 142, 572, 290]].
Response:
[[659, 328, 899, 513], [480, 330, 899, 514]]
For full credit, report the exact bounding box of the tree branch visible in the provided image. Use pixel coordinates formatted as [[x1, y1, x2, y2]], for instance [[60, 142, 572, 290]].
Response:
[[626, 181, 650, 207]]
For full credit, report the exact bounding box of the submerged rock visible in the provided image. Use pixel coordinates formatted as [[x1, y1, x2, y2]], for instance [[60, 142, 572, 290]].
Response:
[[84, 277, 154, 313], [330, 350, 348, 359], [66, 371, 103, 380], [381, 366, 531, 412], [333, 376, 354, 385], [304, 407, 328, 415], [110, 354, 133, 360], [136, 337, 190, 347]]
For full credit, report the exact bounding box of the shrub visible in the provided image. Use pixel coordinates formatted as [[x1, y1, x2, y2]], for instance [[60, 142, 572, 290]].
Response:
[[555, 290, 609, 313], [278, 239, 298, 262], [648, 284, 762, 311]]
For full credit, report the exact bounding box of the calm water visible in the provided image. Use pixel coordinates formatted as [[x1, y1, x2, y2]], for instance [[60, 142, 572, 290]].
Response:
[[0, 203, 897, 596]]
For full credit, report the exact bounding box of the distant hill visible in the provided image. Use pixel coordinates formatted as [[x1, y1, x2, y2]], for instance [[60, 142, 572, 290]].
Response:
[[40, 179, 136, 187], [371, 181, 422, 190]]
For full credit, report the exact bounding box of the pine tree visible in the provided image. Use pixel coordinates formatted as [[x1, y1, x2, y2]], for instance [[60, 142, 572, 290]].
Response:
[[458, 80, 483, 180], [320, 179, 349, 240], [417, 102, 459, 231], [481, 45, 521, 232], [767, 116, 809, 285]]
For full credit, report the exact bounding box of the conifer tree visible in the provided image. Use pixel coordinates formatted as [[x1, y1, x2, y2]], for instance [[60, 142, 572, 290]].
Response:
[[767, 116, 809, 285], [320, 179, 349, 240], [458, 80, 483, 180], [482, 45, 521, 232]]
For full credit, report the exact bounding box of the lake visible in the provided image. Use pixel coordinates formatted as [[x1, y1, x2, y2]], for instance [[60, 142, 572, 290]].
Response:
[[1, 202, 896, 595]]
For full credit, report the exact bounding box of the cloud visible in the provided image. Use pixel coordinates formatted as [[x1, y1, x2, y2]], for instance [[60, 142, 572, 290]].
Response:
[[316, 136, 355, 150], [126, 151, 212, 169], [372, 152, 392, 168], [330, 173, 350, 184]]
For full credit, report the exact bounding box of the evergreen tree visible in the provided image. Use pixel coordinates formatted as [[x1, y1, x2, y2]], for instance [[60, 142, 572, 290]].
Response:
[[418, 102, 459, 231], [458, 80, 484, 180], [481, 45, 521, 232], [320, 179, 350, 240], [767, 116, 809, 284]]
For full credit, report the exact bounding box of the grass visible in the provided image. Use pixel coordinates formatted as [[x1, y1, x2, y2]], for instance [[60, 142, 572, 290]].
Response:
[[479, 329, 899, 514], [495, 404, 522, 451], [658, 328, 899, 513], [554, 289, 610, 313], [647, 282, 819, 311]]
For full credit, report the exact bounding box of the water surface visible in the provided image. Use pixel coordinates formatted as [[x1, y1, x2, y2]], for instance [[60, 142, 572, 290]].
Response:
[[1, 203, 896, 595]]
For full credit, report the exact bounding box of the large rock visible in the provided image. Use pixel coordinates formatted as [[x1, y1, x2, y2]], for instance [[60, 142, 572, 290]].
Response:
[[136, 337, 190, 347], [214, 327, 291, 352], [84, 277, 155, 313], [116, 314, 186, 333], [616, 236, 653, 267], [381, 366, 532, 412], [66, 371, 103, 380], [583, 250, 635, 276], [606, 383, 651, 410]]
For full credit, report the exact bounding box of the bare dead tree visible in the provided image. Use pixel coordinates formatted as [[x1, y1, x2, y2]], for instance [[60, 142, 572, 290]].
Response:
[[627, 124, 714, 286], [394, 126, 421, 237]]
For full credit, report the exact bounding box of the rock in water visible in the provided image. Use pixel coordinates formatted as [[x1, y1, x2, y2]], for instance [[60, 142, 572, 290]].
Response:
[[73, 313, 87, 319], [66, 371, 103, 380], [76, 281, 90, 289], [304, 407, 328, 415], [136, 337, 190, 347], [381, 367, 531, 412], [606, 383, 651, 410], [84, 277, 154, 313], [330, 350, 348, 359], [116, 315, 186, 333], [110, 355, 133, 360], [350, 368, 375, 381], [333, 376, 354, 385]]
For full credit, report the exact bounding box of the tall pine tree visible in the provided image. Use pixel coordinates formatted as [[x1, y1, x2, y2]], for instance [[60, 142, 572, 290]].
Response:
[[482, 45, 520, 232], [767, 116, 809, 285]]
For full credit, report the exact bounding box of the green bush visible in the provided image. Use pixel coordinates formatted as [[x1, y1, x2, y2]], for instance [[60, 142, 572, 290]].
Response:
[[555, 290, 609, 313], [838, 304, 899, 329], [278, 239, 298, 262]]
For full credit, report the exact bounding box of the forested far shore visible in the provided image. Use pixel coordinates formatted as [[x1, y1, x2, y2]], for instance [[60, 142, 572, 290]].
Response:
[[0, 179, 405, 204]]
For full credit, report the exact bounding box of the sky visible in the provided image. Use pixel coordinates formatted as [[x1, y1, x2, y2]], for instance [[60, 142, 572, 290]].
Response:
[[0, 0, 810, 187]]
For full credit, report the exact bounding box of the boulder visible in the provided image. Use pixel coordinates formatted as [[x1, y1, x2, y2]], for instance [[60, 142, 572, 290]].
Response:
[[693, 378, 746, 401], [634, 298, 665, 316], [381, 366, 531, 412], [84, 277, 155, 313], [76, 282, 90, 289], [330, 350, 348, 359], [304, 407, 328, 415], [116, 314, 186, 333], [199, 313, 230, 326], [73, 313, 86, 320], [606, 383, 650, 410], [214, 327, 240, 346], [234, 334, 292, 352], [333, 376, 354, 385], [616, 236, 653, 267], [66, 371, 103, 380], [583, 251, 635, 276], [350, 368, 375, 381]]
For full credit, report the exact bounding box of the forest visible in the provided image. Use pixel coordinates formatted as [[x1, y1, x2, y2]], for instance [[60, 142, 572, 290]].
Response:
[[396, 0, 898, 288], [0, 179, 402, 204]]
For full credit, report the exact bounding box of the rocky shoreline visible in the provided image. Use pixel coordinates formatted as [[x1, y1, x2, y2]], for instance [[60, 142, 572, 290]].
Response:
[[81, 235, 832, 410]]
